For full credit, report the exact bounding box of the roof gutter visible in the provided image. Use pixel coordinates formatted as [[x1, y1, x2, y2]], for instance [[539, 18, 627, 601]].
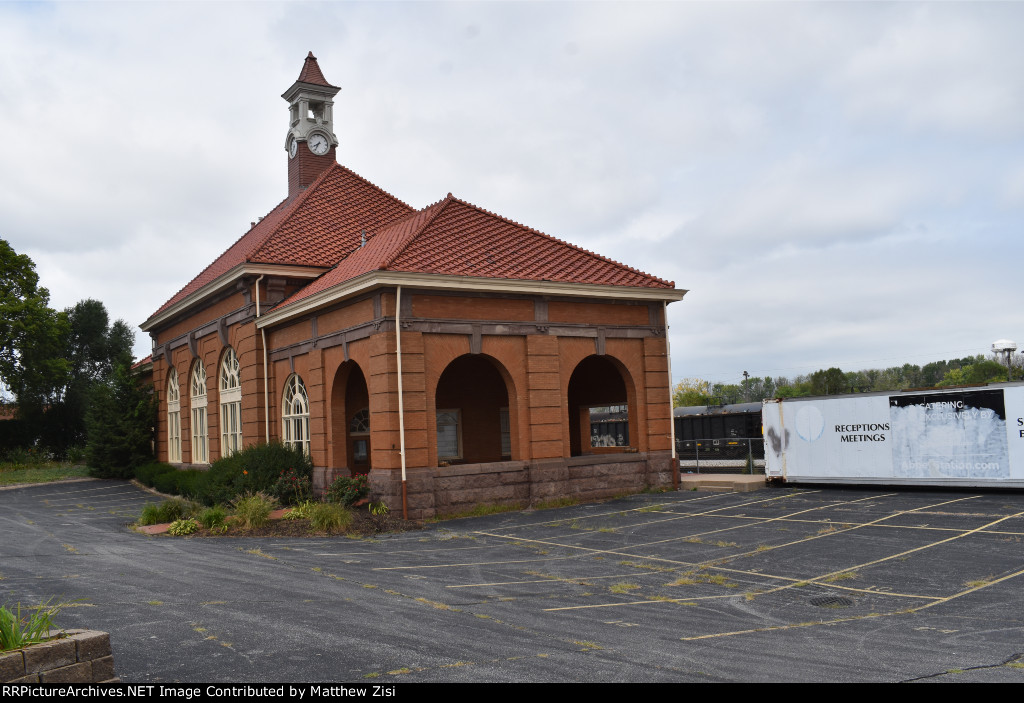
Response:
[[141, 263, 330, 332]]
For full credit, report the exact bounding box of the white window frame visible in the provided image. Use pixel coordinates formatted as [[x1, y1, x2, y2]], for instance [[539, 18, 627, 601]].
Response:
[[167, 367, 181, 463], [190, 361, 208, 464], [219, 347, 242, 457], [436, 409, 462, 461], [282, 374, 310, 455]]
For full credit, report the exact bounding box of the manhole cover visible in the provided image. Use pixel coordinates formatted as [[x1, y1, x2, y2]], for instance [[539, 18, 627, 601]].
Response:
[[809, 595, 854, 608]]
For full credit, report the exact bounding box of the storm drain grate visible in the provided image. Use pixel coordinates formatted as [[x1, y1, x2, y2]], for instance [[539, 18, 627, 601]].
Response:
[[809, 595, 854, 608]]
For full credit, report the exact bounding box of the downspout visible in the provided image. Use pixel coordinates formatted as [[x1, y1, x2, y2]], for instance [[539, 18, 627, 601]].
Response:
[[396, 286, 408, 519], [256, 275, 270, 444], [664, 301, 679, 491]]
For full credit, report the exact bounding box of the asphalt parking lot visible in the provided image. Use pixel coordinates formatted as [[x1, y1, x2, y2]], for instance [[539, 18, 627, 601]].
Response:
[[3, 479, 1024, 682]]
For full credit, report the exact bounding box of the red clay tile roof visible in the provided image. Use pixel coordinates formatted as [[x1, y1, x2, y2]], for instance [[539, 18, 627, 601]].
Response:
[[295, 51, 337, 89], [147, 163, 414, 321], [277, 194, 674, 309]]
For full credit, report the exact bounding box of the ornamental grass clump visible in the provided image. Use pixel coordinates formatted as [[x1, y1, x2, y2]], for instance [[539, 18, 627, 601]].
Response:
[[198, 505, 228, 529], [139, 498, 196, 526], [230, 491, 277, 529], [0, 599, 69, 651], [309, 502, 353, 534]]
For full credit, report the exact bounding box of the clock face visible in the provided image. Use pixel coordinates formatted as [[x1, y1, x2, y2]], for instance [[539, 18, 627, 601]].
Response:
[[308, 133, 329, 156], [289, 138, 298, 159]]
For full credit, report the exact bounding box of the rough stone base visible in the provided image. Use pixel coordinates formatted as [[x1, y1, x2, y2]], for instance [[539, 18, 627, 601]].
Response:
[[1, 630, 118, 683], [367, 451, 675, 520]]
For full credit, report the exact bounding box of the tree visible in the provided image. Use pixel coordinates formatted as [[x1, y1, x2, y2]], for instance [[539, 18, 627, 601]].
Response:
[[0, 240, 70, 441], [672, 378, 712, 407], [937, 360, 1009, 387], [809, 367, 847, 396], [85, 361, 156, 478], [44, 300, 135, 452]]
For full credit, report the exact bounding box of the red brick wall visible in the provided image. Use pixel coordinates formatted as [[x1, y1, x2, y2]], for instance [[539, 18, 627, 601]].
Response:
[[412, 295, 534, 321]]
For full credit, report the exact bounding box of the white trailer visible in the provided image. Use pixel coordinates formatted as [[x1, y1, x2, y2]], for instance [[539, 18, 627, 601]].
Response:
[[763, 382, 1024, 488]]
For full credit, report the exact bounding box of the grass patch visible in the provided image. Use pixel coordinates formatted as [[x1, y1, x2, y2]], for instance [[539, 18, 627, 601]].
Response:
[[610, 582, 640, 594], [0, 462, 89, 486], [240, 548, 277, 560], [619, 560, 674, 573], [965, 576, 995, 589], [668, 570, 734, 588], [821, 571, 857, 583], [534, 497, 581, 510]]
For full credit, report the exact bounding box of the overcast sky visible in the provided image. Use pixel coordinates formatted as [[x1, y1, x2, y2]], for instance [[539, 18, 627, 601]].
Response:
[[3, 1, 1023, 388]]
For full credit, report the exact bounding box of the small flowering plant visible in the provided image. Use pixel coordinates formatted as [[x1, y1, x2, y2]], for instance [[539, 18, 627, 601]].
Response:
[[272, 467, 311, 506], [327, 473, 369, 506]]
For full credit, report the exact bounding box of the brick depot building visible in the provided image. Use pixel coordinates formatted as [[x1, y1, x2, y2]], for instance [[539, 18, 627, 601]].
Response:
[[141, 54, 686, 519]]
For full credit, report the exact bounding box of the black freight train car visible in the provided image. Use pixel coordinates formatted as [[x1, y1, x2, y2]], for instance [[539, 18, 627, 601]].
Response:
[[673, 402, 763, 441]]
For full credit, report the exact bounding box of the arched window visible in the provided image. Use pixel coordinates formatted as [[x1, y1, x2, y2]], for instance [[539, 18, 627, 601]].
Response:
[[220, 347, 242, 457], [167, 367, 181, 463], [190, 361, 208, 464], [282, 374, 310, 455]]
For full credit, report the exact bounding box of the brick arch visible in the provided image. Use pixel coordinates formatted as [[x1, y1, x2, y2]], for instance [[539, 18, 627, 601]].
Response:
[[566, 354, 640, 456], [431, 353, 520, 466], [329, 359, 371, 479]]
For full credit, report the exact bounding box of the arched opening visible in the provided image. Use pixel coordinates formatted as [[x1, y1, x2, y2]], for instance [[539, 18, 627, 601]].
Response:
[[434, 355, 514, 465], [330, 361, 371, 476], [567, 355, 634, 457]]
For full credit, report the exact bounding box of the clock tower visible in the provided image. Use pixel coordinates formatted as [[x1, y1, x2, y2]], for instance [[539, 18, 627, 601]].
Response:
[[283, 52, 341, 199]]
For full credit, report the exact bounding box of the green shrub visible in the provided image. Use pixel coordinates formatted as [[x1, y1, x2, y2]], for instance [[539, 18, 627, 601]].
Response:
[[309, 502, 353, 533], [198, 505, 227, 529], [0, 599, 71, 651], [198, 442, 313, 506], [167, 518, 199, 536], [230, 491, 277, 529], [135, 462, 176, 488], [327, 473, 369, 506]]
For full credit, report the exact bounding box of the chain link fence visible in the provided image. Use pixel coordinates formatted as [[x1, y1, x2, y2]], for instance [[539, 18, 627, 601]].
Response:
[[675, 437, 765, 474]]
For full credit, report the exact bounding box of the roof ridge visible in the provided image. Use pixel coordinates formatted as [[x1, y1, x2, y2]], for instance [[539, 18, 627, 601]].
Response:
[[445, 194, 675, 288], [247, 162, 415, 263], [378, 194, 453, 270]]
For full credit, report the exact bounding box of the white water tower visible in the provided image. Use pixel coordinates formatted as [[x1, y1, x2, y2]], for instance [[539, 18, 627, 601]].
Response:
[[992, 339, 1017, 381]]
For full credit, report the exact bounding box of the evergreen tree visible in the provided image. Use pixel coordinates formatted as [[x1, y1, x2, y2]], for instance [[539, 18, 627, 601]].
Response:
[[85, 361, 155, 478]]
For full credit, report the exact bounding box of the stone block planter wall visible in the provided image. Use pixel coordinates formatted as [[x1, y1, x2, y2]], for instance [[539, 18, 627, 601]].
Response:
[[0, 630, 117, 683]]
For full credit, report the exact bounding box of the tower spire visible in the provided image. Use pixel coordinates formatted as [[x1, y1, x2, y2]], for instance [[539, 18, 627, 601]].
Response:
[[282, 53, 341, 199]]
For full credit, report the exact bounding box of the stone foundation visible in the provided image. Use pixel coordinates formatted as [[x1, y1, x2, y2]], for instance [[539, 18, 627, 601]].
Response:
[[0, 630, 117, 683], [368, 451, 675, 520]]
